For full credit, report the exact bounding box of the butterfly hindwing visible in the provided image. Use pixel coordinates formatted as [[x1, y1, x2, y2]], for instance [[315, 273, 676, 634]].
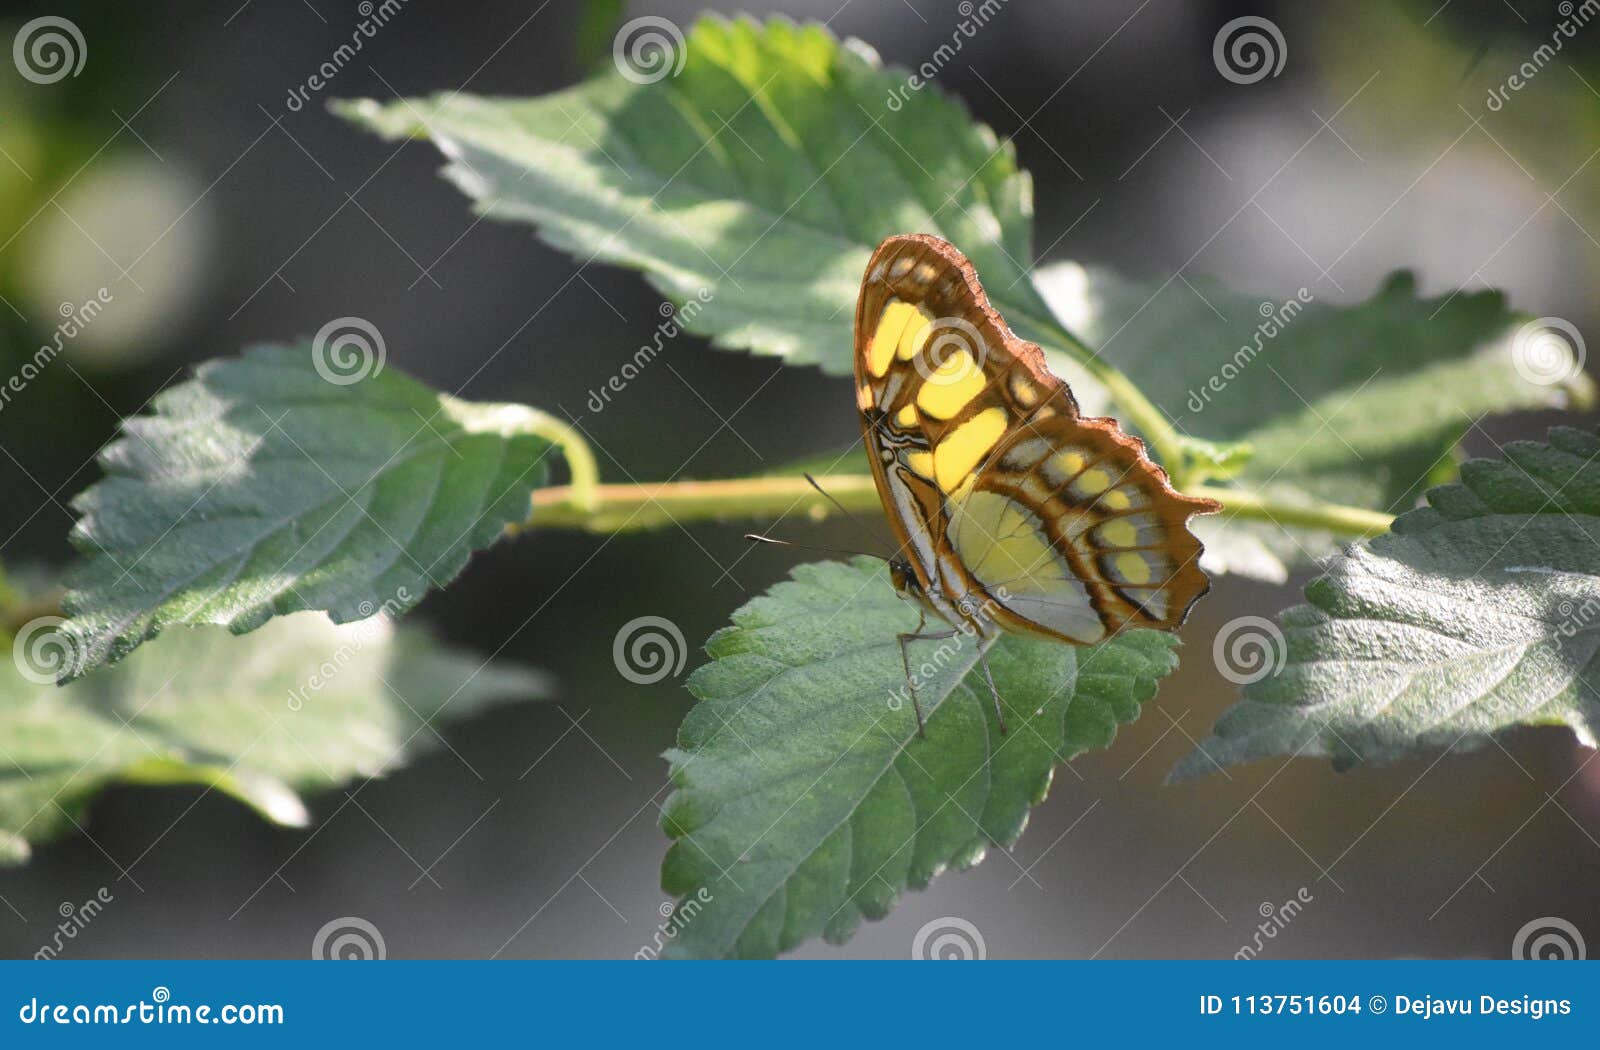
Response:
[[854, 234, 1218, 645]]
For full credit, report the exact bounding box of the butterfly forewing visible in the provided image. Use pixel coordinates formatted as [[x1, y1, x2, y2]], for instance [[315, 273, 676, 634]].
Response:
[[854, 234, 1218, 645]]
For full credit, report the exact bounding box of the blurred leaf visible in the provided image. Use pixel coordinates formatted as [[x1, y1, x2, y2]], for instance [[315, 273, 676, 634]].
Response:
[[574, 0, 627, 70], [660, 557, 1176, 958], [333, 15, 1113, 397], [1174, 426, 1600, 780], [1, 611, 549, 864], [1037, 264, 1595, 581], [61, 345, 561, 680]]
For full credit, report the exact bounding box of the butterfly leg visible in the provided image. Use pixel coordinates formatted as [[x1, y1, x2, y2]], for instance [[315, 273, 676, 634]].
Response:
[[978, 650, 1008, 735], [897, 608, 957, 738]]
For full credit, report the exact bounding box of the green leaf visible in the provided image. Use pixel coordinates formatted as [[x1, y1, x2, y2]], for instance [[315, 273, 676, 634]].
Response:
[[1173, 426, 1600, 780], [333, 16, 1111, 395], [659, 557, 1176, 958], [1038, 264, 1595, 580], [60, 344, 562, 680], [1, 611, 548, 863]]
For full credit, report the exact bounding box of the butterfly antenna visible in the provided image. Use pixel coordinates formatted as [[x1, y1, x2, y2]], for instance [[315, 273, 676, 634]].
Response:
[[802, 472, 898, 558], [743, 533, 888, 562]]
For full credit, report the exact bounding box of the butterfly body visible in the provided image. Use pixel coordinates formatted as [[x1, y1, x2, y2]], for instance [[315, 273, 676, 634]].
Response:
[[854, 235, 1219, 689]]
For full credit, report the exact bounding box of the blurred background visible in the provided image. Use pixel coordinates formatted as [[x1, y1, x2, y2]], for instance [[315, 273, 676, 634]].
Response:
[[1, 0, 1598, 959]]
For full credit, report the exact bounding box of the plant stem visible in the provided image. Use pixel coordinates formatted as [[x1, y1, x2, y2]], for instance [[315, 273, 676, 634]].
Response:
[[523, 474, 1394, 539]]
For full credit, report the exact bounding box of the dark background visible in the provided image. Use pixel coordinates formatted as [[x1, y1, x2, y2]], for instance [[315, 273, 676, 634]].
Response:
[[1, 0, 1598, 959]]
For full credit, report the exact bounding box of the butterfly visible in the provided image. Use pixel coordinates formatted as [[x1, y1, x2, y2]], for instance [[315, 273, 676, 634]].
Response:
[[853, 234, 1220, 735]]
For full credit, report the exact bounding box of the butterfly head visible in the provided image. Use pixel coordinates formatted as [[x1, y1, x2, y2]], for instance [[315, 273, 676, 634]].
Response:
[[888, 558, 922, 601]]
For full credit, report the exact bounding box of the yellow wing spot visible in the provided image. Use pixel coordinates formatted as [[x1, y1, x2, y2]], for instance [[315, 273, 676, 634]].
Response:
[[856, 382, 875, 411], [890, 256, 914, 279], [897, 309, 936, 360], [934, 407, 1008, 492], [1043, 450, 1087, 486], [868, 300, 920, 377], [1101, 489, 1132, 511], [1115, 552, 1152, 585], [905, 450, 935, 480], [1009, 373, 1039, 408], [915, 350, 988, 419], [913, 262, 938, 284], [1101, 519, 1138, 548], [1077, 469, 1111, 494], [895, 403, 919, 428]]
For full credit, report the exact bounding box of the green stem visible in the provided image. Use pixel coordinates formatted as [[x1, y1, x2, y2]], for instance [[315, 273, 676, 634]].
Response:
[[524, 474, 1394, 539], [524, 410, 600, 515]]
